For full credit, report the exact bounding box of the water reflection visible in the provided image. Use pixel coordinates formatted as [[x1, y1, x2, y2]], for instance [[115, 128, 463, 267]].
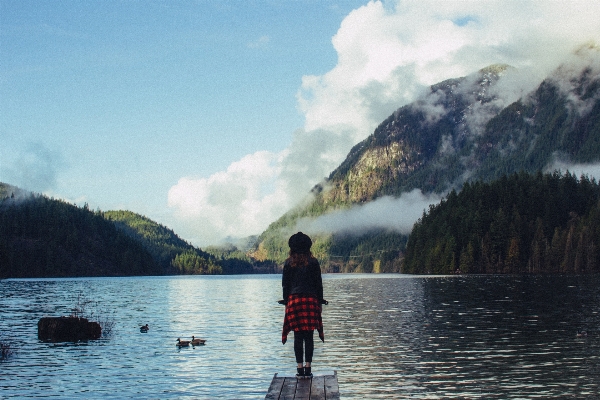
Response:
[[324, 274, 600, 398], [1, 274, 599, 398]]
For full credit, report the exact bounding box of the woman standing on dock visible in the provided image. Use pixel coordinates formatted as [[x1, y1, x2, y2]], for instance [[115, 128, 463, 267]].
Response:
[[281, 232, 324, 379]]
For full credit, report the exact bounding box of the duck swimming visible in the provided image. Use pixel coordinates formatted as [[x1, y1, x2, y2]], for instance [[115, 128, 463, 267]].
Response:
[[191, 336, 206, 346], [140, 324, 149, 333], [176, 338, 190, 347]]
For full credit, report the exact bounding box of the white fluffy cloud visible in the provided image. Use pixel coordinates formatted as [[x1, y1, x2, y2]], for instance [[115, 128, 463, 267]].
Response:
[[168, 151, 289, 244], [168, 0, 600, 245], [296, 189, 443, 236]]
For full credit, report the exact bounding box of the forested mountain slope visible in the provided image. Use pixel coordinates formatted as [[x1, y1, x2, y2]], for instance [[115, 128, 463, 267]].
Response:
[[0, 182, 273, 277], [256, 50, 600, 272], [0, 185, 260, 278], [0, 186, 162, 278], [102, 210, 222, 275], [404, 171, 600, 274], [103, 211, 267, 274]]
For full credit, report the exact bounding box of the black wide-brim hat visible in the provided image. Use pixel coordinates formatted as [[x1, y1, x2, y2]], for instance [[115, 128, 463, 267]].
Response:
[[288, 231, 312, 253]]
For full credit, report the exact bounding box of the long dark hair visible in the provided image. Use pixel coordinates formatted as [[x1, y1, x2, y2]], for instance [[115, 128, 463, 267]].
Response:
[[288, 251, 313, 268]]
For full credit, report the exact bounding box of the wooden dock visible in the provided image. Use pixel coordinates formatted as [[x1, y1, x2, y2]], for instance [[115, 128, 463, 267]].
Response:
[[265, 371, 340, 400]]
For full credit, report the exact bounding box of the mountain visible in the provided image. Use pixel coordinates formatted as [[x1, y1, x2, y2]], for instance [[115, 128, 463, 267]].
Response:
[[102, 210, 222, 275], [103, 210, 270, 274], [0, 182, 277, 278], [0, 186, 264, 278], [254, 47, 600, 272], [0, 186, 162, 278]]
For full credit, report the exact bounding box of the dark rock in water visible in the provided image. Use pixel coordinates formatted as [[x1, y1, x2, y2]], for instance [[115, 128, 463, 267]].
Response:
[[38, 316, 102, 342]]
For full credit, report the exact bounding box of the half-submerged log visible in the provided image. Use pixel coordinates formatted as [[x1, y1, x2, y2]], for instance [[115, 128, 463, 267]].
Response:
[[38, 316, 102, 342]]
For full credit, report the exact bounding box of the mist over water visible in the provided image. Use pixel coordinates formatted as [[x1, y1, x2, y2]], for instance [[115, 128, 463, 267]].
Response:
[[1, 274, 599, 399]]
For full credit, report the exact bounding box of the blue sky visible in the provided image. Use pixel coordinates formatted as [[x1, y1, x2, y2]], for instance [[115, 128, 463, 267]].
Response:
[[1, 0, 364, 233], [2, 0, 600, 246]]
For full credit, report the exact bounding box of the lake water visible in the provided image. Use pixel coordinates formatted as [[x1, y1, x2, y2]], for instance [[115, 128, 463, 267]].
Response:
[[1, 274, 599, 399]]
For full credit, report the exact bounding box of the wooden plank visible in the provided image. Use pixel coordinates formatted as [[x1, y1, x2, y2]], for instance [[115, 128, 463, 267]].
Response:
[[294, 377, 311, 400], [310, 376, 326, 400], [280, 377, 298, 400], [264, 371, 339, 400], [324, 371, 340, 399], [265, 373, 284, 400]]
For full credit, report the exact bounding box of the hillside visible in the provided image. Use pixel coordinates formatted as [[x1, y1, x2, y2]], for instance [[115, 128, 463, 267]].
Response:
[[0, 185, 262, 278], [102, 210, 222, 275], [0, 186, 162, 278], [103, 210, 265, 274], [404, 171, 600, 274], [255, 49, 600, 272]]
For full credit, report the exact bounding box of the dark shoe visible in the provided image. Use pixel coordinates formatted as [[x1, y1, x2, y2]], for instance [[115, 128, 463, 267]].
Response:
[[304, 367, 312, 378], [296, 367, 304, 378]]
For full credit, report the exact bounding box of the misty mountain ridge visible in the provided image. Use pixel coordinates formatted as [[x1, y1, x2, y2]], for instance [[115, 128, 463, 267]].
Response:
[[3, 45, 599, 276], [254, 44, 600, 270]]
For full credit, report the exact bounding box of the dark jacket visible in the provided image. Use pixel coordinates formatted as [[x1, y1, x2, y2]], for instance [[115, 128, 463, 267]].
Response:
[[282, 257, 323, 301]]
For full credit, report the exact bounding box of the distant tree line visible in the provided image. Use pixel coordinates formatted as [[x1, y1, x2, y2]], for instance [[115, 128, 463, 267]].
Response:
[[102, 210, 220, 275], [325, 230, 406, 273], [0, 188, 274, 278], [204, 243, 277, 274], [103, 211, 274, 274], [404, 171, 600, 274], [0, 193, 161, 278], [254, 225, 406, 274]]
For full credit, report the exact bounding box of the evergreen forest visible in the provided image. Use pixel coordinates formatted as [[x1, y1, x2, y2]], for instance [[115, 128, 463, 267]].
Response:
[[0, 190, 161, 278], [404, 171, 600, 274], [0, 185, 271, 278], [102, 210, 221, 275]]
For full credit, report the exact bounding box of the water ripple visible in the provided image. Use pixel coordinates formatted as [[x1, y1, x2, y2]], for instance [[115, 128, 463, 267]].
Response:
[[1, 274, 600, 398]]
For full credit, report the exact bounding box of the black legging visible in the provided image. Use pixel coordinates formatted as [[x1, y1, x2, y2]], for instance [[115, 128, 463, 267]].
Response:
[[294, 330, 314, 364]]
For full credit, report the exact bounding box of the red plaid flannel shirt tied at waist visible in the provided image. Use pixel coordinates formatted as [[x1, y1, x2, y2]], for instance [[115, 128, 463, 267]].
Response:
[[282, 294, 324, 344]]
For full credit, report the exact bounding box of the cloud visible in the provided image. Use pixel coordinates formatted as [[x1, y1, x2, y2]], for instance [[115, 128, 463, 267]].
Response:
[[296, 189, 443, 236], [2, 143, 65, 193], [549, 43, 600, 117], [167, 128, 357, 245], [167, 151, 291, 244], [299, 0, 600, 134], [169, 0, 600, 245], [546, 161, 600, 182]]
